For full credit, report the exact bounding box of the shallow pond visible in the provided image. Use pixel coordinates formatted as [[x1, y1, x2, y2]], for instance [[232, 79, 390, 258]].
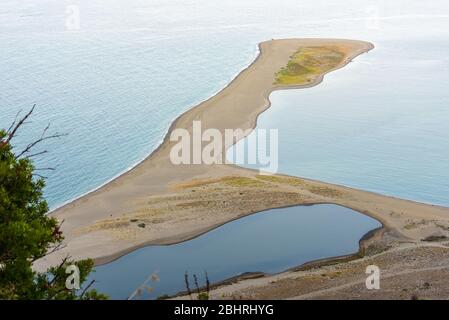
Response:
[[88, 204, 381, 299]]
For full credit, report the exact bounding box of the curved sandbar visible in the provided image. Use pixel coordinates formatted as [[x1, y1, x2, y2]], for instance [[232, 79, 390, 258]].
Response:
[[36, 39, 449, 271]]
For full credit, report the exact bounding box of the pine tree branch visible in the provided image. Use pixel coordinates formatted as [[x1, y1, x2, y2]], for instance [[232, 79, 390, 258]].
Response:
[[16, 123, 67, 159], [6, 109, 22, 134], [5, 104, 35, 144], [80, 280, 96, 299]]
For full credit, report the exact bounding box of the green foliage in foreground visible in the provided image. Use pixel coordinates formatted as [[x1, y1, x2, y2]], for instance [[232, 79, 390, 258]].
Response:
[[0, 125, 107, 300]]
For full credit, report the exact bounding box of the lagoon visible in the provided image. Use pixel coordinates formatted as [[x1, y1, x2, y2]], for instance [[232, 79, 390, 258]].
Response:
[[88, 204, 381, 299]]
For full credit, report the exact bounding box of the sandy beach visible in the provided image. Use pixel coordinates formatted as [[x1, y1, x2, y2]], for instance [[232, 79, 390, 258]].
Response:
[[35, 38, 449, 297]]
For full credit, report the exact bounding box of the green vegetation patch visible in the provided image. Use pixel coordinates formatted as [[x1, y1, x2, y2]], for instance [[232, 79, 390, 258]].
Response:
[[306, 185, 342, 198], [255, 175, 304, 186], [220, 176, 266, 188], [403, 219, 426, 230], [274, 46, 345, 85]]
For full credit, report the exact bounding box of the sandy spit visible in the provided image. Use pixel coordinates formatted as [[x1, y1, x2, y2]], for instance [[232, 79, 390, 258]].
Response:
[[35, 39, 449, 275]]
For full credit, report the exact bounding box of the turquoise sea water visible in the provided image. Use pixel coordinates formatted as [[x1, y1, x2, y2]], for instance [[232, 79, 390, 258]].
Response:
[[1, 0, 449, 208], [232, 38, 449, 206]]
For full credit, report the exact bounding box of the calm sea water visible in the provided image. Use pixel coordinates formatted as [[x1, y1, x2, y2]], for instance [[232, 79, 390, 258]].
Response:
[[87, 204, 381, 299], [232, 38, 449, 206], [1, 0, 449, 208]]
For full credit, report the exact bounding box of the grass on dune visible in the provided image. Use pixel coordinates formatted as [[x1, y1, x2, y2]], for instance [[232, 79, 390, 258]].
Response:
[[220, 176, 266, 188], [174, 176, 266, 189], [255, 175, 304, 186], [274, 46, 345, 85]]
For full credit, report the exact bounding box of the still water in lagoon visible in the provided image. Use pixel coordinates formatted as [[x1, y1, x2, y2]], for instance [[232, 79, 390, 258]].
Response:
[[88, 204, 381, 299]]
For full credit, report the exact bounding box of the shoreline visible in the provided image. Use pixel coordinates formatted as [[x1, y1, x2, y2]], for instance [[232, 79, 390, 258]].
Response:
[[48, 44, 264, 213], [93, 201, 385, 267], [50, 38, 372, 212], [89, 168, 448, 267], [36, 38, 449, 273], [171, 224, 385, 300]]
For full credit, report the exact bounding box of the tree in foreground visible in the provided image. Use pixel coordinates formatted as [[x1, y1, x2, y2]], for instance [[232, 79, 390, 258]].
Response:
[[0, 106, 107, 299]]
